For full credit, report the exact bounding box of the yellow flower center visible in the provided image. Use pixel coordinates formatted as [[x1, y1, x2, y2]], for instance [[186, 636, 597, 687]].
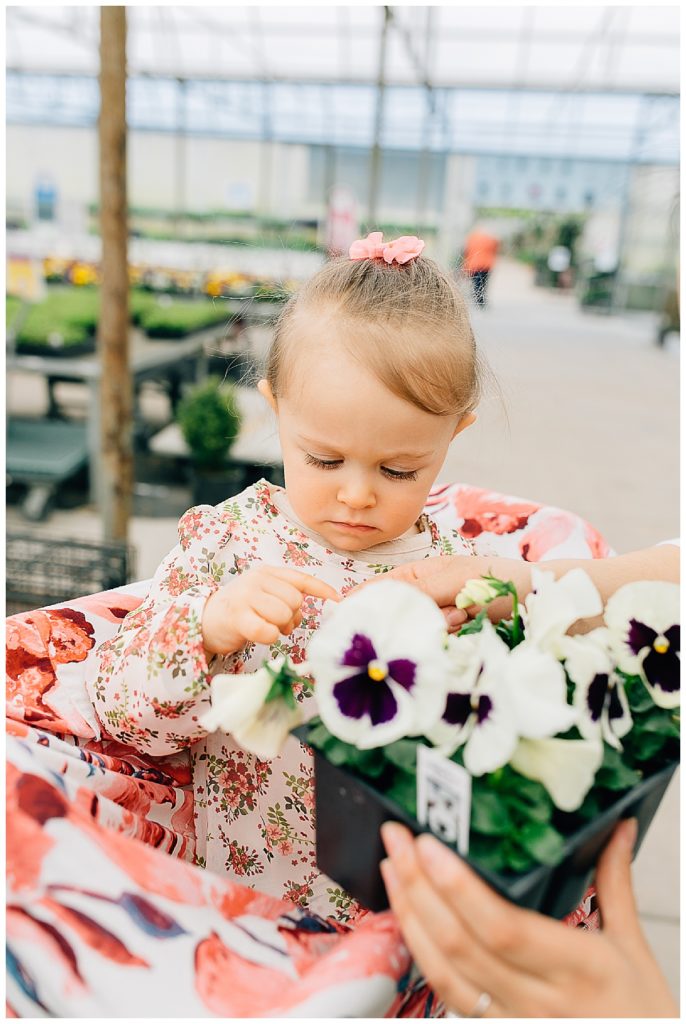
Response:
[[653, 636, 669, 654], [367, 659, 388, 682]]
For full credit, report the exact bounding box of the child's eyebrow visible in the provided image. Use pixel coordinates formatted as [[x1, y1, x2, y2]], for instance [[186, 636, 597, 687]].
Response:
[[298, 435, 432, 460]]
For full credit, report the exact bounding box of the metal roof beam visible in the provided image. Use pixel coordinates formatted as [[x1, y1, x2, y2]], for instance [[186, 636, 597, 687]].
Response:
[[6, 66, 678, 97]]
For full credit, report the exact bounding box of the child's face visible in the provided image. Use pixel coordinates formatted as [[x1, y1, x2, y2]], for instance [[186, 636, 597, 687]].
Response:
[[259, 333, 474, 553]]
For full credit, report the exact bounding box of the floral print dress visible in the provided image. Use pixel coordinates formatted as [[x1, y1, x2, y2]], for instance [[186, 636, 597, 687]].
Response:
[[85, 479, 471, 920]]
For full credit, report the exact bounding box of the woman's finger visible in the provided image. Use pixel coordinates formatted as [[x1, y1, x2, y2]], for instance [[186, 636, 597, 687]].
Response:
[[382, 859, 511, 1018], [593, 819, 643, 945], [413, 832, 592, 972], [387, 825, 590, 979], [381, 826, 553, 1009]]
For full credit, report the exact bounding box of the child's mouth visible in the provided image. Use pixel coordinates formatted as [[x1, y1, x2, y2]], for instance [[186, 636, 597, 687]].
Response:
[[330, 521, 378, 533]]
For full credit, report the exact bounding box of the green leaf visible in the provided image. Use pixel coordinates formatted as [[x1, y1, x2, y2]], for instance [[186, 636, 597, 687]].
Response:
[[503, 843, 536, 874], [384, 739, 420, 773], [596, 745, 642, 791], [638, 710, 680, 738], [468, 833, 508, 872], [305, 720, 332, 750], [324, 739, 354, 767], [624, 730, 668, 762], [575, 788, 605, 820], [457, 609, 489, 636], [471, 790, 511, 836], [621, 673, 653, 710], [347, 746, 386, 779], [517, 821, 566, 866], [507, 794, 552, 824]]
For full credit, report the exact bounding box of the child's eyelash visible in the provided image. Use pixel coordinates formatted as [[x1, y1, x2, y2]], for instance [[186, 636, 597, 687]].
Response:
[[304, 453, 418, 482], [382, 467, 418, 482], [305, 454, 341, 471]]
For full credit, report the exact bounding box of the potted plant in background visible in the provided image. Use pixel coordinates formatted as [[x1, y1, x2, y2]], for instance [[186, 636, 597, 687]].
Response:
[[177, 376, 243, 506], [201, 569, 680, 920]]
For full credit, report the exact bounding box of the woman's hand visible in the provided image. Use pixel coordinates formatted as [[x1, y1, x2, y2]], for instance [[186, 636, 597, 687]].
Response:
[[202, 566, 339, 657], [380, 819, 677, 1018], [375, 555, 533, 631]]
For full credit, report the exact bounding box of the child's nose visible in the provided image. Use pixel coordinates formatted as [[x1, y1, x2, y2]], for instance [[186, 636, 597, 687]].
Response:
[[337, 476, 376, 509]]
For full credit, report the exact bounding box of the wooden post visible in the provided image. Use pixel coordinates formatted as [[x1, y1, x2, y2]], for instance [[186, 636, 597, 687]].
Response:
[[98, 6, 132, 542], [367, 6, 391, 229]]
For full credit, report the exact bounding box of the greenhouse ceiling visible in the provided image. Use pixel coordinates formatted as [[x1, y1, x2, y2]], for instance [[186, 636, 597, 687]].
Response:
[[6, 5, 680, 163]]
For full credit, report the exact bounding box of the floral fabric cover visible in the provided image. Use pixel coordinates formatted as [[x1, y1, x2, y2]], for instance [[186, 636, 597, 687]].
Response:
[[6, 481, 604, 1017]]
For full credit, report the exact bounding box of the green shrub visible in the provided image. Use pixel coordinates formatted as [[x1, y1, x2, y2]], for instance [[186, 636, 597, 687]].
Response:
[[177, 377, 242, 470]]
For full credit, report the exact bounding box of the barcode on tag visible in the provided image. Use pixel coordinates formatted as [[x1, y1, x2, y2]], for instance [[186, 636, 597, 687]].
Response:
[[417, 745, 471, 855]]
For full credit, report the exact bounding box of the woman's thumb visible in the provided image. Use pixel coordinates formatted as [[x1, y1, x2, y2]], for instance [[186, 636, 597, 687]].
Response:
[[594, 818, 643, 942]]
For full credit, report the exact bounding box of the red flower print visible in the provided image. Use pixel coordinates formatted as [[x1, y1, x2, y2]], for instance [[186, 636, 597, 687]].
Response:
[[6, 608, 96, 732], [452, 488, 540, 538]]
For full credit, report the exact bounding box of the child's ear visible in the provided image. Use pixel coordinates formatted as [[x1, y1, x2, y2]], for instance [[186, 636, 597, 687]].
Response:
[[257, 379, 277, 412], [452, 411, 477, 439]]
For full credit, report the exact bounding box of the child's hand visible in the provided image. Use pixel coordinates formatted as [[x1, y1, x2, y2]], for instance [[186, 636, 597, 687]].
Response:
[[202, 565, 339, 657]]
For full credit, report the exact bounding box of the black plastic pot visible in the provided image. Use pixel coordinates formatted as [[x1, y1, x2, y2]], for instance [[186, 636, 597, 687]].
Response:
[[294, 727, 677, 920], [190, 462, 284, 506]]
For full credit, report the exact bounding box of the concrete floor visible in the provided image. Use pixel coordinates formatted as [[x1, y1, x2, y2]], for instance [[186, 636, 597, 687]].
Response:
[[7, 258, 680, 1000]]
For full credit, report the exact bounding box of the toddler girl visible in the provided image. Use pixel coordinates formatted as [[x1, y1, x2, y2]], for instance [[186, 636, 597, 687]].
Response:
[[86, 232, 483, 919]]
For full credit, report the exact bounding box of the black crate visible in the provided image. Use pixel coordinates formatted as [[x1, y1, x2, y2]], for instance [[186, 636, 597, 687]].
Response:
[[6, 533, 137, 616]]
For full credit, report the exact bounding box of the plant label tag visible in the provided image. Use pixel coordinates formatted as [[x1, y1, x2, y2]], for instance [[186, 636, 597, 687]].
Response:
[[416, 745, 471, 855]]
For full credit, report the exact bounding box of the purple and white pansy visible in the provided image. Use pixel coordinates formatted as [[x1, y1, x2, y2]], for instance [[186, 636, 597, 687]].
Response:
[[307, 580, 451, 748], [604, 581, 680, 709], [561, 629, 633, 750], [428, 623, 578, 775]]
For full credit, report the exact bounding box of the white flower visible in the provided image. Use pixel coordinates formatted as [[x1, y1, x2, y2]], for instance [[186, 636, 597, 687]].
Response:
[[456, 577, 501, 610], [510, 737, 603, 811], [561, 629, 632, 750], [604, 581, 680, 709], [427, 623, 577, 776], [199, 656, 303, 760], [524, 568, 603, 658], [307, 580, 451, 749]]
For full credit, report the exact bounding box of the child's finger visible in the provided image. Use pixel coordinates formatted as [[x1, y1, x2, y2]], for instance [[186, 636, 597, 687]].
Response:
[[442, 605, 467, 631], [250, 593, 298, 630], [237, 609, 281, 645], [261, 578, 311, 614], [268, 568, 340, 603]]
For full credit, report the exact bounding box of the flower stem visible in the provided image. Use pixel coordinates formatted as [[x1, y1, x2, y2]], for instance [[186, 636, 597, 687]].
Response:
[[510, 585, 523, 645]]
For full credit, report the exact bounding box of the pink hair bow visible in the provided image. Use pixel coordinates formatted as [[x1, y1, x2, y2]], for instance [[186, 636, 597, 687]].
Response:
[[349, 232, 425, 265]]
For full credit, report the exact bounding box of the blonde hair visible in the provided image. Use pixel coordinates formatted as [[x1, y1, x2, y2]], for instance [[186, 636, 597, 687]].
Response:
[[266, 253, 484, 419]]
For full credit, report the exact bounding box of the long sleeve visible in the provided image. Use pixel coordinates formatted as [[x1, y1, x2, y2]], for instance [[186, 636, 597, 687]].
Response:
[[85, 504, 236, 757]]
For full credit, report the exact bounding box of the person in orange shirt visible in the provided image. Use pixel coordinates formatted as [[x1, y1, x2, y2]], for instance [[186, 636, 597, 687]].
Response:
[[462, 227, 500, 307]]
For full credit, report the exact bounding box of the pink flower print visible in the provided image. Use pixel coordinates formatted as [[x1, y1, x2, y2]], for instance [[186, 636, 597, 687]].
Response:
[[265, 824, 281, 847], [518, 511, 574, 562], [284, 541, 311, 567], [283, 880, 312, 907], [584, 521, 611, 559], [165, 566, 194, 597], [303, 789, 315, 811]]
